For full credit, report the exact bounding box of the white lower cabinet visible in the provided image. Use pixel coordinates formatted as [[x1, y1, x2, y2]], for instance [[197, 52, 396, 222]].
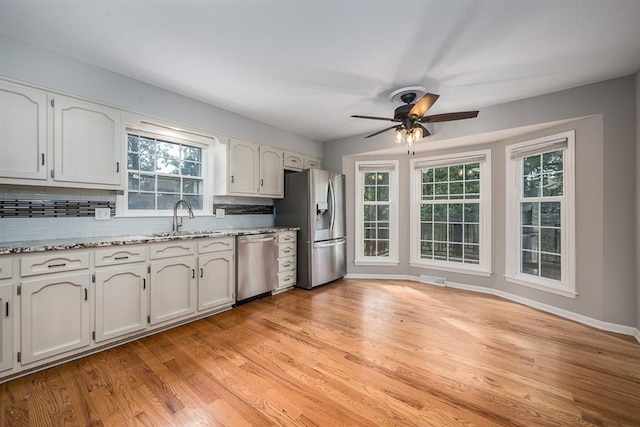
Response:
[[95, 265, 147, 343], [275, 231, 297, 293], [20, 272, 91, 365], [149, 256, 197, 326], [198, 252, 235, 312], [0, 283, 13, 373]]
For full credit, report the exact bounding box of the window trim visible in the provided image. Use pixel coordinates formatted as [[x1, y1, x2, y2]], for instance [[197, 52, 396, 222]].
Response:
[[116, 120, 215, 217], [354, 160, 399, 266], [504, 130, 576, 298], [409, 149, 492, 276]]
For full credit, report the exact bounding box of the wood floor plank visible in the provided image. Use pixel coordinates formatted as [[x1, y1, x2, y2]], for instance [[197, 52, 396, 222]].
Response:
[[2, 279, 640, 426]]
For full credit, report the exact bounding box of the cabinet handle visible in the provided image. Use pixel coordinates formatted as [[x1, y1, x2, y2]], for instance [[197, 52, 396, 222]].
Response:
[[143, 278, 146, 290], [48, 263, 66, 268], [192, 269, 195, 279], [283, 248, 292, 253], [84, 288, 88, 301], [260, 179, 264, 186], [200, 268, 204, 278], [116, 162, 120, 173], [231, 175, 234, 183], [5, 301, 8, 318], [114, 256, 129, 260], [41, 153, 45, 166]]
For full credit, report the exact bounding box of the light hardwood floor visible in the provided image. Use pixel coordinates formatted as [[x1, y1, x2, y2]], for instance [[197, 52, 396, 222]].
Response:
[[1, 279, 639, 426]]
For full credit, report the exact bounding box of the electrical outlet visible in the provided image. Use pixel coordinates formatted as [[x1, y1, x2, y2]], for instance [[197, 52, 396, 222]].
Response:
[[95, 207, 111, 221], [215, 208, 225, 219]]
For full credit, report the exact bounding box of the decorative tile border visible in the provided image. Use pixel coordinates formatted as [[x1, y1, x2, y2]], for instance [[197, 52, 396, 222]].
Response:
[[213, 204, 273, 215], [0, 199, 115, 218]]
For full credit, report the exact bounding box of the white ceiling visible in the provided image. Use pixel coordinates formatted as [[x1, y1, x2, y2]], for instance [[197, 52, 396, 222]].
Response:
[[1, 0, 639, 143]]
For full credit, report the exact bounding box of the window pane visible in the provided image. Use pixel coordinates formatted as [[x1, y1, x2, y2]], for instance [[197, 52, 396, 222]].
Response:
[[523, 175, 541, 198], [364, 186, 375, 202], [422, 183, 434, 199], [421, 241, 433, 259], [138, 137, 155, 154], [182, 146, 201, 162], [521, 202, 539, 226], [449, 224, 463, 243], [157, 141, 180, 158], [465, 163, 480, 180], [377, 185, 389, 201], [139, 174, 155, 192], [376, 241, 389, 256], [421, 222, 433, 240], [420, 204, 432, 221], [378, 172, 389, 185], [542, 150, 563, 173], [128, 173, 140, 191], [377, 226, 389, 240], [128, 153, 139, 170], [540, 202, 561, 227], [364, 223, 376, 239], [464, 203, 479, 223], [127, 135, 139, 152], [433, 204, 448, 222], [433, 223, 447, 241], [377, 205, 389, 221], [183, 195, 202, 210], [449, 165, 463, 180], [541, 254, 561, 280], [157, 193, 181, 210], [449, 181, 463, 197], [364, 205, 375, 221], [365, 172, 376, 185], [433, 242, 447, 260], [523, 155, 541, 176], [521, 250, 539, 275], [128, 192, 155, 210], [543, 172, 563, 197], [464, 244, 479, 263], [521, 226, 539, 251], [422, 169, 433, 183], [139, 155, 155, 172], [182, 161, 201, 177], [449, 203, 463, 222], [541, 228, 561, 254], [435, 167, 448, 182], [435, 183, 448, 198], [183, 179, 202, 194], [464, 224, 479, 244], [157, 176, 180, 193], [449, 243, 463, 260], [156, 157, 180, 175], [465, 180, 479, 195], [364, 240, 376, 256]]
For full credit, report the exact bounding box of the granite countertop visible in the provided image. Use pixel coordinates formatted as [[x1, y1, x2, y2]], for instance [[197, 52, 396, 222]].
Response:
[[0, 227, 299, 255]]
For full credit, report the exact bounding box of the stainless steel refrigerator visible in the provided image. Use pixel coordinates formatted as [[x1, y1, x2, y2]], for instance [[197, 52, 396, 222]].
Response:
[[275, 169, 346, 289]]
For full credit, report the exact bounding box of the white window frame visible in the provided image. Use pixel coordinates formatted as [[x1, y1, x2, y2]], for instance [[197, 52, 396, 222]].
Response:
[[409, 149, 492, 276], [354, 160, 399, 266], [504, 130, 576, 298], [116, 120, 214, 217]]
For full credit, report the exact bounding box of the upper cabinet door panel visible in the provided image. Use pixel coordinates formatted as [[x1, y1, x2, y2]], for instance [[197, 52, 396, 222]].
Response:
[[0, 81, 48, 180], [229, 138, 259, 195], [259, 146, 283, 197], [53, 96, 122, 186]]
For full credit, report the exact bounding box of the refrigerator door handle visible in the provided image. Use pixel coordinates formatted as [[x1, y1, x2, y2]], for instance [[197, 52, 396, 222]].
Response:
[[313, 238, 346, 249], [328, 178, 336, 232]]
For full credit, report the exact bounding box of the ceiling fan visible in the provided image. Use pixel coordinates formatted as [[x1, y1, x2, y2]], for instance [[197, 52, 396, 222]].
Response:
[[351, 87, 479, 154]]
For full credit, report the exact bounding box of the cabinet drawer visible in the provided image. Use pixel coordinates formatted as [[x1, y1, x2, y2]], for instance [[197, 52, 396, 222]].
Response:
[[277, 231, 296, 244], [0, 258, 12, 280], [95, 246, 146, 267], [21, 252, 90, 277], [278, 242, 296, 257], [149, 241, 195, 260], [198, 237, 234, 254], [278, 270, 297, 287], [278, 256, 296, 272]]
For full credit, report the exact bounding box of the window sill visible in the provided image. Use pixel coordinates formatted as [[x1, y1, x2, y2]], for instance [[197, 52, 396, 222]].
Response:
[[504, 274, 577, 298], [354, 259, 400, 267], [409, 261, 492, 277]]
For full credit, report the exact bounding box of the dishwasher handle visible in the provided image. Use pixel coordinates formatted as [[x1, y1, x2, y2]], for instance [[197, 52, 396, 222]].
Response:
[[239, 236, 276, 243]]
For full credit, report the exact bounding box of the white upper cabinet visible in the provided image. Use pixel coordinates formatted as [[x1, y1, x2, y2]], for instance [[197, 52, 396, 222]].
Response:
[[283, 151, 304, 171], [0, 80, 48, 180], [214, 137, 284, 198], [259, 146, 284, 197], [304, 156, 322, 170], [53, 95, 122, 186]]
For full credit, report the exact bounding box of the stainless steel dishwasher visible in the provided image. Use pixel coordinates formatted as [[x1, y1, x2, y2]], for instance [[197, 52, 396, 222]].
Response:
[[236, 233, 278, 303]]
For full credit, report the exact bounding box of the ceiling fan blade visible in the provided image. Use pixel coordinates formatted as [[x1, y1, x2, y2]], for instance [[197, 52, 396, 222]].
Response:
[[364, 125, 398, 138], [420, 111, 479, 123], [408, 93, 440, 118], [351, 114, 401, 122]]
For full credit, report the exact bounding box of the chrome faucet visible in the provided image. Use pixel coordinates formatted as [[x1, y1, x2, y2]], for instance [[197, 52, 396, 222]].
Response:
[[172, 199, 195, 232]]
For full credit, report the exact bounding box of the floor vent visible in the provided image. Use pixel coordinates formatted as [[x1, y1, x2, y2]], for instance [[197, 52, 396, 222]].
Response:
[[419, 275, 447, 286]]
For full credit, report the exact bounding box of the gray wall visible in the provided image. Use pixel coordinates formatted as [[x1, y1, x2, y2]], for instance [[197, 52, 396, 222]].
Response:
[[326, 76, 637, 327], [637, 69, 640, 331], [0, 34, 322, 156]]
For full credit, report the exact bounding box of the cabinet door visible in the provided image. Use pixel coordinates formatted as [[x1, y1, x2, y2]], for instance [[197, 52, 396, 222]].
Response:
[[0, 81, 48, 180], [95, 266, 147, 343], [53, 96, 122, 186], [283, 151, 304, 171], [150, 257, 196, 325], [304, 157, 322, 170], [20, 273, 91, 365], [229, 138, 259, 195], [259, 146, 284, 197], [198, 252, 234, 311], [0, 283, 12, 372]]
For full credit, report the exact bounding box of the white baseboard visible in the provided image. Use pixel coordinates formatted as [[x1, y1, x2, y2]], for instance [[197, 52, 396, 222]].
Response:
[[343, 273, 640, 343]]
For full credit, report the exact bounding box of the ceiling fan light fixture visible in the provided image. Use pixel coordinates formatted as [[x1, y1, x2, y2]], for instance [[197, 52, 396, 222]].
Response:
[[413, 126, 424, 141], [394, 128, 403, 144]]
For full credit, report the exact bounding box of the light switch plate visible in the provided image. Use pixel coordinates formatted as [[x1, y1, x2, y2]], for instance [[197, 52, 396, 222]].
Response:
[[95, 207, 111, 221], [215, 208, 225, 219]]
